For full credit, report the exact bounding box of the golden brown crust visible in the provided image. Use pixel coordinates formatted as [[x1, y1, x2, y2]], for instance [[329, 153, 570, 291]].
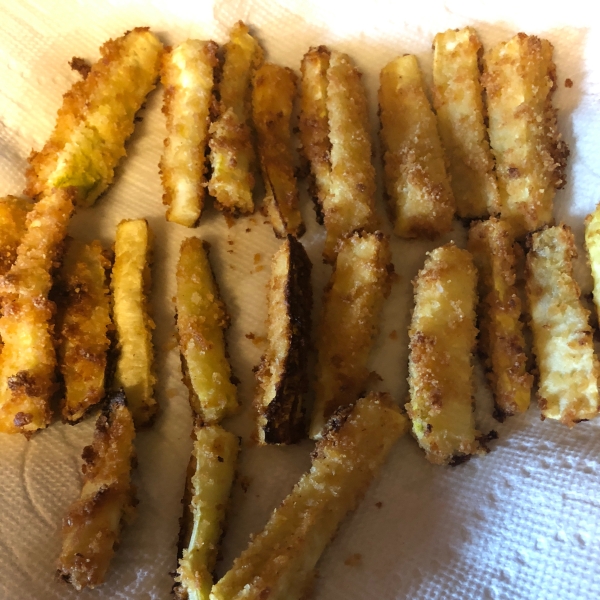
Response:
[[406, 243, 480, 464], [57, 391, 137, 590], [309, 231, 392, 439], [252, 63, 304, 238], [468, 219, 532, 417], [483, 33, 569, 237], [525, 225, 599, 426], [25, 28, 163, 207], [0, 196, 32, 277], [56, 239, 112, 423], [379, 55, 455, 239], [211, 393, 408, 600], [0, 188, 75, 434], [255, 235, 313, 444]]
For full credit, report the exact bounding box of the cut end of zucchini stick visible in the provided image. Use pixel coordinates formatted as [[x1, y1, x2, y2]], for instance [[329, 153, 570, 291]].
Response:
[[526, 225, 599, 426], [468, 219, 532, 417], [25, 28, 163, 207], [57, 239, 112, 423], [432, 27, 498, 219], [111, 219, 157, 428], [57, 390, 137, 590], [209, 21, 264, 216], [175, 237, 238, 424], [255, 235, 313, 444], [483, 33, 569, 238], [406, 243, 481, 465], [380, 54, 455, 239], [252, 63, 305, 239], [310, 231, 392, 440], [161, 40, 219, 227], [211, 392, 407, 600], [0, 187, 75, 435], [174, 423, 239, 600]]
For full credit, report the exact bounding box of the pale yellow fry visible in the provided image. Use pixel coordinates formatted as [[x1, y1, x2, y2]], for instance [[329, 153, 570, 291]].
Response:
[[209, 21, 264, 215], [252, 63, 304, 238], [309, 231, 391, 439], [526, 225, 599, 426], [25, 28, 163, 206], [406, 243, 480, 465], [585, 203, 600, 322], [468, 219, 532, 417], [433, 27, 498, 219], [324, 51, 378, 262], [161, 40, 218, 227], [299, 46, 331, 224], [58, 392, 136, 590], [483, 33, 569, 237], [0, 196, 32, 276], [112, 219, 156, 427], [175, 237, 238, 424], [57, 240, 112, 423], [174, 424, 239, 600], [210, 393, 408, 600], [380, 55, 455, 239], [0, 188, 75, 434]]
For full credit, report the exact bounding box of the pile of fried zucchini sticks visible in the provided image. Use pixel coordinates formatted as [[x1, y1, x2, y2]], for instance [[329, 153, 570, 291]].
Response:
[[0, 19, 595, 599]]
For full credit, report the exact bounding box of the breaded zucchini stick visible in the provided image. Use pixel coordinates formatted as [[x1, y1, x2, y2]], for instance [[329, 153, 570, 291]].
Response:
[[255, 235, 312, 444], [111, 219, 156, 427], [380, 55, 455, 239], [526, 225, 600, 425], [175, 237, 238, 424], [174, 423, 239, 600], [56, 239, 112, 423], [0, 188, 75, 434], [406, 243, 480, 464], [57, 391, 136, 590], [585, 203, 600, 321], [211, 392, 408, 600], [483, 34, 569, 237], [25, 28, 163, 206], [0, 196, 32, 276], [309, 231, 391, 440], [299, 46, 331, 225], [208, 22, 264, 215], [432, 27, 498, 219], [161, 40, 219, 227], [252, 63, 305, 238], [468, 219, 532, 417]]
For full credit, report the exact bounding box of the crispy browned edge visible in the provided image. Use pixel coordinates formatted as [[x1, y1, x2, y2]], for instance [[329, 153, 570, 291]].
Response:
[[255, 235, 313, 444]]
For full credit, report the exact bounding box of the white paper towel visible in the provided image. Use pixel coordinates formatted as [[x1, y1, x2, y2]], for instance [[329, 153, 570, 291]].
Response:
[[0, 1, 599, 599]]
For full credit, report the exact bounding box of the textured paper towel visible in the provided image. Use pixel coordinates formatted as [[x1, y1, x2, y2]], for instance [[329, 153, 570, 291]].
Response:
[[0, 1, 599, 599]]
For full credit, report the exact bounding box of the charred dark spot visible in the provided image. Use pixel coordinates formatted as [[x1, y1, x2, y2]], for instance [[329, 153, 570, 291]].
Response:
[[449, 454, 471, 467], [8, 371, 41, 397], [69, 56, 91, 79], [217, 456, 224, 463], [13, 412, 33, 427], [565, 78, 573, 88], [508, 167, 520, 179], [81, 445, 96, 464]]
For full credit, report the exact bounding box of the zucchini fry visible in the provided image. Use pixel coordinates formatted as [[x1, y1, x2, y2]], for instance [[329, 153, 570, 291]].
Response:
[[111, 219, 156, 427], [175, 237, 238, 424], [380, 55, 455, 239], [309, 231, 391, 440], [0, 196, 32, 276], [161, 40, 219, 227], [406, 243, 480, 465], [255, 235, 312, 444], [299, 46, 331, 225], [252, 63, 305, 238], [25, 28, 163, 207], [208, 22, 264, 215], [432, 28, 498, 219], [526, 225, 599, 426], [56, 240, 112, 423], [0, 188, 75, 434], [585, 203, 600, 321], [211, 393, 408, 600], [174, 424, 239, 600], [57, 391, 136, 590], [468, 219, 532, 417], [483, 33, 569, 237]]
